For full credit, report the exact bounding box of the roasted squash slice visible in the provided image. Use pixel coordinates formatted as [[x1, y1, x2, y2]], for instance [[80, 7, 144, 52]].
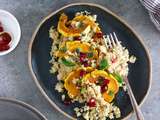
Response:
[[57, 13, 88, 37], [55, 41, 98, 58], [64, 67, 94, 98], [66, 41, 90, 53], [64, 70, 80, 98], [102, 92, 115, 103], [73, 15, 101, 32], [83, 70, 119, 102]]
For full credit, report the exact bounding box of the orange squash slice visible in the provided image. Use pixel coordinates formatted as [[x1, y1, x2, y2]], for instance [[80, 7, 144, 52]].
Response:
[[64, 70, 80, 98], [55, 41, 98, 58], [72, 15, 101, 32], [64, 67, 94, 98], [102, 92, 115, 103], [83, 70, 119, 102], [57, 13, 88, 37]]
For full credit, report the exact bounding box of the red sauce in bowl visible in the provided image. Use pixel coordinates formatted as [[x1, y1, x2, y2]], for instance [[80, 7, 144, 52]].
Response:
[[0, 22, 3, 32], [0, 22, 12, 52]]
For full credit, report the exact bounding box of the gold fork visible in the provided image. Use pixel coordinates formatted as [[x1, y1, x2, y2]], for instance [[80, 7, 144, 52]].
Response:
[[105, 32, 145, 120]]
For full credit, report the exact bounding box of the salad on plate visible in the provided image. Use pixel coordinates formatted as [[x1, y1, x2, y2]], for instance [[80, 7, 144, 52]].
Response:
[[49, 11, 136, 120]]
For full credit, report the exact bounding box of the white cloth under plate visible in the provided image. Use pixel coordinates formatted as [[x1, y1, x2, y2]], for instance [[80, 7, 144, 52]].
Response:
[[140, 0, 160, 31]]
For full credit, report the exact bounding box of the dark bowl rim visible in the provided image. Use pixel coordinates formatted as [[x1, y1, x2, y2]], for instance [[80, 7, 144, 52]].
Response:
[[28, 2, 152, 120], [0, 97, 47, 120]]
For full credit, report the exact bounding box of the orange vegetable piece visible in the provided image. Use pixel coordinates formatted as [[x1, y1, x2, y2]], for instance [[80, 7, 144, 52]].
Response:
[[102, 92, 115, 103], [57, 13, 88, 37], [55, 41, 98, 59], [64, 71, 80, 98], [73, 15, 101, 32], [66, 41, 90, 53], [64, 67, 94, 98], [83, 70, 119, 102]]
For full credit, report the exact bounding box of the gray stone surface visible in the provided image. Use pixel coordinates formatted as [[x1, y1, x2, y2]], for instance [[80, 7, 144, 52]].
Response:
[[0, 0, 159, 120]]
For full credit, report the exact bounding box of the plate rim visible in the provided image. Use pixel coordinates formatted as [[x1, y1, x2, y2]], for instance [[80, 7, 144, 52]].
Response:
[[28, 2, 152, 120], [0, 97, 47, 120]]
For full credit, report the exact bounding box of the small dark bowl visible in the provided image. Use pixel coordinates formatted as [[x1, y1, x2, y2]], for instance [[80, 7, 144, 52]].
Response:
[[28, 3, 151, 120], [0, 98, 47, 120]]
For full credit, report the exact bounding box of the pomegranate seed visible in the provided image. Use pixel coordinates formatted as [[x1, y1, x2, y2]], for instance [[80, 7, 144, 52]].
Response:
[[0, 45, 10, 51], [87, 98, 96, 107], [79, 57, 84, 62], [80, 70, 86, 77], [0, 32, 11, 45], [95, 32, 103, 38], [74, 36, 81, 41], [80, 52, 86, 58], [103, 79, 110, 86], [83, 61, 89, 67], [101, 85, 107, 93], [0, 26, 3, 32], [79, 52, 86, 62], [100, 78, 110, 93]]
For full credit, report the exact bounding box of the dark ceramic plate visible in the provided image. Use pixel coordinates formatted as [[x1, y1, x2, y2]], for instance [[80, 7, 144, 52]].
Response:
[[0, 98, 47, 120], [28, 3, 151, 120]]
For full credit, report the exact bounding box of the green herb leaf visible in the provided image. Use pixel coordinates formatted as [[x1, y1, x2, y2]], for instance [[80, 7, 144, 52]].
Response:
[[61, 57, 75, 67], [87, 52, 94, 58], [59, 47, 67, 52], [113, 73, 123, 85], [108, 90, 114, 96], [77, 78, 82, 85], [99, 59, 109, 70], [80, 87, 86, 94]]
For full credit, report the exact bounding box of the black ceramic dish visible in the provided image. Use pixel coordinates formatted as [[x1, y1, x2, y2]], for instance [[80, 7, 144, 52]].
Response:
[[0, 98, 47, 120], [28, 3, 151, 120]]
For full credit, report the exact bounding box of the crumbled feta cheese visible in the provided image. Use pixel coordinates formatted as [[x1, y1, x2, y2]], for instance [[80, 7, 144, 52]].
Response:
[[57, 73, 62, 80], [50, 67, 56, 73], [72, 78, 79, 84], [77, 112, 81, 117], [83, 112, 89, 120], [109, 113, 114, 119], [55, 82, 64, 92], [75, 21, 82, 28], [100, 45, 107, 54], [92, 15, 97, 21], [129, 55, 136, 63], [74, 107, 80, 112], [68, 36, 73, 41], [61, 94, 65, 101], [91, 60, 96, 68], [49, 26, 59, 41]]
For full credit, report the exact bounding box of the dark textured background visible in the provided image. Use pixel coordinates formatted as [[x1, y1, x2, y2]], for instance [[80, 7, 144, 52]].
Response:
[[0, 0, 159, 120]]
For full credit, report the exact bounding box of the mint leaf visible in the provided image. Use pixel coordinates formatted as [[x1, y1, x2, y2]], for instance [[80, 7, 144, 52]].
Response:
[[80, 87, 86, 94], [59, 47, 67, 52], [99, 59, 109, 70], [87, 52, 94, 58], [61, 58, 75, 67], [113, 73, 123, 85]]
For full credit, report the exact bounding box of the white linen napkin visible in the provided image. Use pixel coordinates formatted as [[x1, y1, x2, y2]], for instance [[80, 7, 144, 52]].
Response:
[[140, 0, 160, 31]]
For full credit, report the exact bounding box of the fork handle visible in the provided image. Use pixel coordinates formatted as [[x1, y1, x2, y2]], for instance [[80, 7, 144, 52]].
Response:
[[124, 77, 145, 120]]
